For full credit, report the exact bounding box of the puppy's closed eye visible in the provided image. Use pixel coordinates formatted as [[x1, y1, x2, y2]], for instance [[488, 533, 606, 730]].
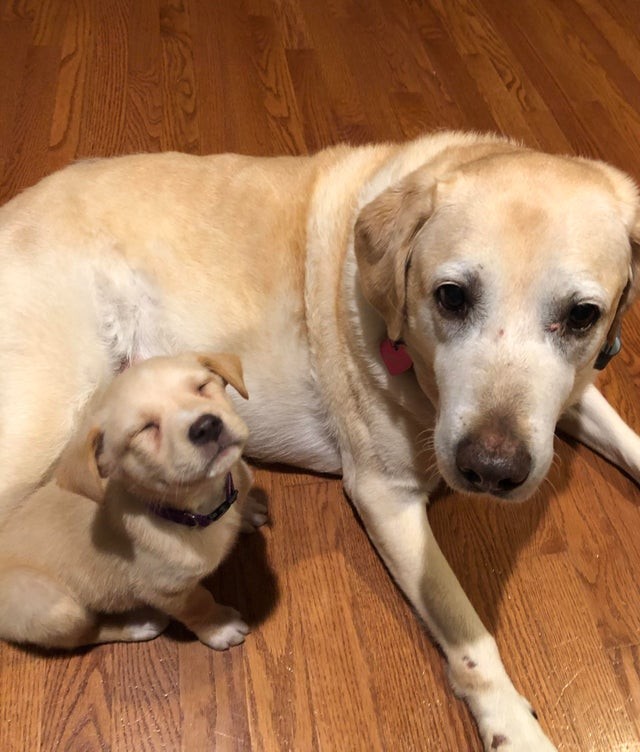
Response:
[[197, 381, 212, 395], [137, 420, 160, 435]]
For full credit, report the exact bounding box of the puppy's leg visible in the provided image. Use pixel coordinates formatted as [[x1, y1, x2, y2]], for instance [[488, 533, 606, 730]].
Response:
[[559, 383, 640, 482], [156, 585, 250, 650], [90, 607, 170, 644], [348, 472, 557, 752], [240, 492, 269, 533], [0, 569, 169, 648], [0, 567, 100, 650]]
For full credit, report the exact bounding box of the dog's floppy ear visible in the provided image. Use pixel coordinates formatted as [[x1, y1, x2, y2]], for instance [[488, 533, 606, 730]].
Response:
[[197, 352, 249, 399], [55, 424, 112, 503], [354, 172, 437, 341], [604, 209, 640, 349], [627, 213, 640, 304]]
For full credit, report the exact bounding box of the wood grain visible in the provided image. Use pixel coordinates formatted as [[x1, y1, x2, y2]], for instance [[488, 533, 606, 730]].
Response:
[[1, 1, 640, 750]]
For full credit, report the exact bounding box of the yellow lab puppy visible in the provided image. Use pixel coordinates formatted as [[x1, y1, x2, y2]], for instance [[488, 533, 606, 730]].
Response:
[[0, 353, 266, 650]]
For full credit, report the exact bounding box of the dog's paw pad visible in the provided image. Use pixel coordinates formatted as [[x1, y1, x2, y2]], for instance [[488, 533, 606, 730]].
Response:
[[199, 607, 250, 650]]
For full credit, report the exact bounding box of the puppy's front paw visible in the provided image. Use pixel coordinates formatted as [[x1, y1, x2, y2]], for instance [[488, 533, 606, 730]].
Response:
[[197, 605, 250, 650], [240, 492, 268, 533]]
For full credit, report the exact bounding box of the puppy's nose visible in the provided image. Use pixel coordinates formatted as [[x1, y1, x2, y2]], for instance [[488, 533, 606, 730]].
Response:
[[455, 417, 531, 495], [188, 414, 223, 445]]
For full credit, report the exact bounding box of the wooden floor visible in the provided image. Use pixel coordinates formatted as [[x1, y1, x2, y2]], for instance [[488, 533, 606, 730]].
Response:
[[1, 1, 640, 750]]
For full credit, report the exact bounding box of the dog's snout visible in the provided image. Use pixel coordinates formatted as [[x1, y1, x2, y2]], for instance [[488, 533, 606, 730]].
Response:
[[455, 419, 531, 495], [188, 414, 223, 445]]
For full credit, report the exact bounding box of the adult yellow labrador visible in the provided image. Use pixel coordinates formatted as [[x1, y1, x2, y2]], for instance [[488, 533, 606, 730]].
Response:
[[1, 132, 638, 751]]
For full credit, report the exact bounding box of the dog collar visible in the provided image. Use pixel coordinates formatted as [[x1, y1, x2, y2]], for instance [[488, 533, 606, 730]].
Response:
[[147, 473, 238, 528], [380, 338, 413, 375], [594, 333, 622, 370]]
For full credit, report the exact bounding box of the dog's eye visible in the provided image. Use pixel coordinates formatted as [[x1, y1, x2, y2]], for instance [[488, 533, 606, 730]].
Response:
[[139, 421, 159, 433], [567, 303, 600, 332], [197, 381, 211, 394], [436, 283, 468, 315]]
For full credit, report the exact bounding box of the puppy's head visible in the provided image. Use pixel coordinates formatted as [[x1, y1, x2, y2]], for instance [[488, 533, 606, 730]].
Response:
[[57, 353, 249, 503], [356, 144, 640, 501]]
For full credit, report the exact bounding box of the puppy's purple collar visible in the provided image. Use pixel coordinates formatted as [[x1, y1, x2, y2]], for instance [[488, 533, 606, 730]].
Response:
[[147, 473, 238, 528]]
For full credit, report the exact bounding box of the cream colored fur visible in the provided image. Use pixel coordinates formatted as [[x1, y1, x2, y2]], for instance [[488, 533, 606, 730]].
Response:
[[0, 353, 266, 650], [1, 132, 639, 750]]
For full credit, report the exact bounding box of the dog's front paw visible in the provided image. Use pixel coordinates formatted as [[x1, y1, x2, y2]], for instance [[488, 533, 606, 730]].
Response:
[[197, 606, 250, 650], [472, 687, 556, 751], [240, 492, 268, 533], [449, 638, 556, 751]]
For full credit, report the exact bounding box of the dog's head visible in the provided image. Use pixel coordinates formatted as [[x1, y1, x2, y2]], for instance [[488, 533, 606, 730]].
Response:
[[356, 145, 640, 500], [57, 352, 249, 503]]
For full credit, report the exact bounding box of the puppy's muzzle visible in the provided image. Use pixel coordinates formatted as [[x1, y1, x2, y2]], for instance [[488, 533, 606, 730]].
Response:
[[188, 413, 224, 445], [455, 415, 531, 496]]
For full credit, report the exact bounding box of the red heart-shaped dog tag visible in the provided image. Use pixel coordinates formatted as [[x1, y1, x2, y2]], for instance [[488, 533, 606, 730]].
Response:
[[380, 338, 413, 375]]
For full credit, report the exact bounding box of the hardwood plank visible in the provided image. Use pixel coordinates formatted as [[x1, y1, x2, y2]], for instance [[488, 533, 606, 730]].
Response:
[[76, 0, 129, 157], [0, 42, 59, 200], [41, 651, 112, 752], [0, 646, 45, 752], [0, 19, 31, 177], [47, 0, 90, 172], [160, 0, 199, 153], [124, 0, 163, 154]]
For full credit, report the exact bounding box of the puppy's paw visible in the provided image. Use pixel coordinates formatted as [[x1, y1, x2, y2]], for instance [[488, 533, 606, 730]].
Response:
[[117, 609, 170, 642], [240, 492, 268, 533], [198, 606, 250, 650]]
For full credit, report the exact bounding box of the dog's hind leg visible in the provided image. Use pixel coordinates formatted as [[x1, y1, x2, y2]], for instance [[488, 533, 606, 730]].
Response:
[[558, 383, 640, 483], [0, 567, 100, 649], [347, 472, 557, 752], [0, 569, 169, 649]]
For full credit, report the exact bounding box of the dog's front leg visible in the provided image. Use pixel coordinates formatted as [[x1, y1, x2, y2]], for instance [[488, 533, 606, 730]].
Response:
[[157, 585, 250, 650], [559, 383, 640, 483], [348, 472, 557, 752]]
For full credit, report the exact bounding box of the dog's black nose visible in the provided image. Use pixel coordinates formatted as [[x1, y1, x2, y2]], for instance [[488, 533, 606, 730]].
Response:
[[455, 417, 531, 495], [188, 414, 223, 445]]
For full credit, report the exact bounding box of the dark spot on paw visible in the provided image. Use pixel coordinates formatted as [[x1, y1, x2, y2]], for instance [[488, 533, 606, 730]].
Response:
[[491, 734, 508, 749], [462, 655, 477, 669]]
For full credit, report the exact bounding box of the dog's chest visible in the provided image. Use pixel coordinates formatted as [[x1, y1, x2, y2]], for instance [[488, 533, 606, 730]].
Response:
[[233, 364, 342, 474], [128, 515, 237, 591]]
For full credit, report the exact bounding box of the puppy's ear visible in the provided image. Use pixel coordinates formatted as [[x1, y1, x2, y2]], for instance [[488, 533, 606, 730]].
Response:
[[354, 172, 437, 341], [55, 425, 111, 503], [197, 352, 249, 399]]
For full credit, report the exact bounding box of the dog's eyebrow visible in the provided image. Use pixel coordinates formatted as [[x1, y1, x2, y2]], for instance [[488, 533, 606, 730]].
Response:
[[431, 264, 482, 295]]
